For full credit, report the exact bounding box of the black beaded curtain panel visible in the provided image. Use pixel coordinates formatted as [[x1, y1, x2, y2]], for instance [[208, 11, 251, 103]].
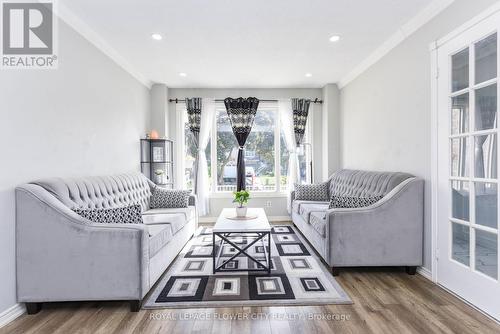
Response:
[[185, 97, 202, 190], [292, 98, 311, 146], [185, 97, 202, 146], [224, 97, 260, 191]]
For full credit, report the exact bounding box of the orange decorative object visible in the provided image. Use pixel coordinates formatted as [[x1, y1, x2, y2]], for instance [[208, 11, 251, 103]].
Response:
[[150, 130, 159, 139]]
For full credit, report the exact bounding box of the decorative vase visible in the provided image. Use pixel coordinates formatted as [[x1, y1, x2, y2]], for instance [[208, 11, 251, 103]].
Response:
[[155, 174, 164, 184], [236, 206, 247, 217]]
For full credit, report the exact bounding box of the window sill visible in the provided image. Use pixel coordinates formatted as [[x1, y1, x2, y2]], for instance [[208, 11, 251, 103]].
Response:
[[209, 192, 289, 199]]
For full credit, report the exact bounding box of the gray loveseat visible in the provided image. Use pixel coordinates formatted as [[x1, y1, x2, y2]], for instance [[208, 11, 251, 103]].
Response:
[[16, 172, 197, 313], [291, 169, 424, 275]]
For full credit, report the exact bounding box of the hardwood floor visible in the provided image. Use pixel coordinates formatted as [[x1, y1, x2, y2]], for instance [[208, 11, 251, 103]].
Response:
[[2, 268, 499, 334]]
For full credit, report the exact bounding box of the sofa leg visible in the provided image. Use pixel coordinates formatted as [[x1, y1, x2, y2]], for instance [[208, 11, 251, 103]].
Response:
[[25, 302, 42, 315], [331, 267, 341, 276], [406, 266, 417, 275], [130, 300, 141, 312]]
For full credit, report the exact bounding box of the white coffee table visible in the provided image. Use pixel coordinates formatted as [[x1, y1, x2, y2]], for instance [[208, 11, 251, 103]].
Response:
[[212, 208, 272, 274]]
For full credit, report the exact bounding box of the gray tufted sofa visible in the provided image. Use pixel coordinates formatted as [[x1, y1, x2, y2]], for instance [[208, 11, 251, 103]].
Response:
[[16, 172, 197, 313], [291, 169, 424, 275]]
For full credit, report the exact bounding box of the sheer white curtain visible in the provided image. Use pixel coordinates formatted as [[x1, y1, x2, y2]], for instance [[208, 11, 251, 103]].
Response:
[[279, 99, 300, 213], [196, 98, 215, 216]]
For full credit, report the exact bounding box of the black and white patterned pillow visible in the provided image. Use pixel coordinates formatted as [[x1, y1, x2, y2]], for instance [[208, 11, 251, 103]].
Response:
[[294, 182, 329, 201], [73, 204, 143, 224], [329, 195, 383, 209], [150, 187, 191, 209]]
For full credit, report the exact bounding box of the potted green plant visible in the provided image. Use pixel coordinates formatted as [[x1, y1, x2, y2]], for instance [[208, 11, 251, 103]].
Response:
[[233, 190, 250, 217]]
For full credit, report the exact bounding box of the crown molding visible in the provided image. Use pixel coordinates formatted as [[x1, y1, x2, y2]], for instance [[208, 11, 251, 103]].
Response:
[[52, 2, 152, 88], [435, 1, 500, 49], [338, 0, 455, 89]]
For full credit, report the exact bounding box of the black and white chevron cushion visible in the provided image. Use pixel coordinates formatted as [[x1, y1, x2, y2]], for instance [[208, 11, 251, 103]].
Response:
[[150, 188, 191, 209], [73, 204, 143, 224], [294, 182, 329, 201], [328, 195, 383, 209]]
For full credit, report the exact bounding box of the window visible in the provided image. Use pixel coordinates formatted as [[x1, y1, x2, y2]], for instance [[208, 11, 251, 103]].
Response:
[[179, 101, 312, 194], [215, 105, 277, 192], [215, 109, 239, 191], [280, 128, 313, 188]]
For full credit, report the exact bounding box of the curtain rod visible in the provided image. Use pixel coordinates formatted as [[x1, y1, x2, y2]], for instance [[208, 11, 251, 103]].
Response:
[[168, 98, 323, 104]]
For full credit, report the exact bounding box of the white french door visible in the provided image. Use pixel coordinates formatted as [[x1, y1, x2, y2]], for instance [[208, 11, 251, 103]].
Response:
[[436, 9, 500, 320]]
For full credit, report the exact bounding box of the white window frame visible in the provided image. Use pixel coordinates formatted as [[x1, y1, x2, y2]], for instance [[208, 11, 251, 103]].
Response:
[[177, 101, 313, 198]]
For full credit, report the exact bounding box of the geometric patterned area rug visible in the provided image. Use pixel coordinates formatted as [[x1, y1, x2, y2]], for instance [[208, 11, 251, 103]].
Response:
[[143, 225, 352, 308]]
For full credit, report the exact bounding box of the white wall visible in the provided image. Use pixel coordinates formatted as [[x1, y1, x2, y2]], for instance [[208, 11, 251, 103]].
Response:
[[322, 84, 341, 179], [311, 102, 324, 183], [0, 19, 151, 315], [150, 84, 169, 138], [339, 0, 499, 271], [167, 88, 323, 220]]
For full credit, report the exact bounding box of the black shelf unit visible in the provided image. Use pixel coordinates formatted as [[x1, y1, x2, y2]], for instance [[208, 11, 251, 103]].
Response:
[[140, 138, 174, 189]]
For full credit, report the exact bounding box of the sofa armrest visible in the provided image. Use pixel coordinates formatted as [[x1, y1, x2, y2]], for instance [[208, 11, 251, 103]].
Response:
[[325, 177, 424, 266], [16, 184, 150, 301], [188, 194, 198, 228]]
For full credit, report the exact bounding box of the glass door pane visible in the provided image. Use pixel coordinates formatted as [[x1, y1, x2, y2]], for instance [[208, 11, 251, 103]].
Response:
[[452, 48, 469, 92], [475, 229, 498, 279], [452, 223, 470, 266], [451, 93, 469, 134], [451, 137, 471, 177], [452, 181, 470, 221], [475, 84, 497, 131], [474, 133, 497, 179], [475, 183, 498, 228], [475, 33, 497, 84]]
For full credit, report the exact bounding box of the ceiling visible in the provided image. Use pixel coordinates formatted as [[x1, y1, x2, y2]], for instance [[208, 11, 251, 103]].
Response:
[[62, 0, 436, 88]]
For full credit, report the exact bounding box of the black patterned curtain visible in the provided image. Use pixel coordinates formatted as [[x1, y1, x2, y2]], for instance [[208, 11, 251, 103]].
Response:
[[186, 98, 202, 145], [185, 97, 202, 190], [292, 98, 311, 146], [224, 97, 260, 191]]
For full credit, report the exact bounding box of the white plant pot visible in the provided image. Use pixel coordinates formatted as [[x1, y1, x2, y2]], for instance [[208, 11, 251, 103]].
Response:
[[155, 174, 164, 184], [236, 206, 247, 217]]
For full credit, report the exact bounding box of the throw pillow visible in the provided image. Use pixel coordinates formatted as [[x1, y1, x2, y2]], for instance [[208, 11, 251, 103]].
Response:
[[294, 182, 329, 201], [73, 204, 143, 224], [150, 187, 191, 209], [329, 195, 383, 209]]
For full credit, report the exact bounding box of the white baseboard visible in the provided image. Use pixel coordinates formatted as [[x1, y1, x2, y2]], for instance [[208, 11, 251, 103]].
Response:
[[199, 215, 291, 224], [417, 267, 433, 281], [268, 216, 292, 222], [0, 303, 25, 328]]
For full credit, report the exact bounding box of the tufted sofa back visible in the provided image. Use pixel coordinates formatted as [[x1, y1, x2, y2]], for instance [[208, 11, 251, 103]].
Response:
[[32, 172, 153, 211], [328, 169, 414, 198]]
